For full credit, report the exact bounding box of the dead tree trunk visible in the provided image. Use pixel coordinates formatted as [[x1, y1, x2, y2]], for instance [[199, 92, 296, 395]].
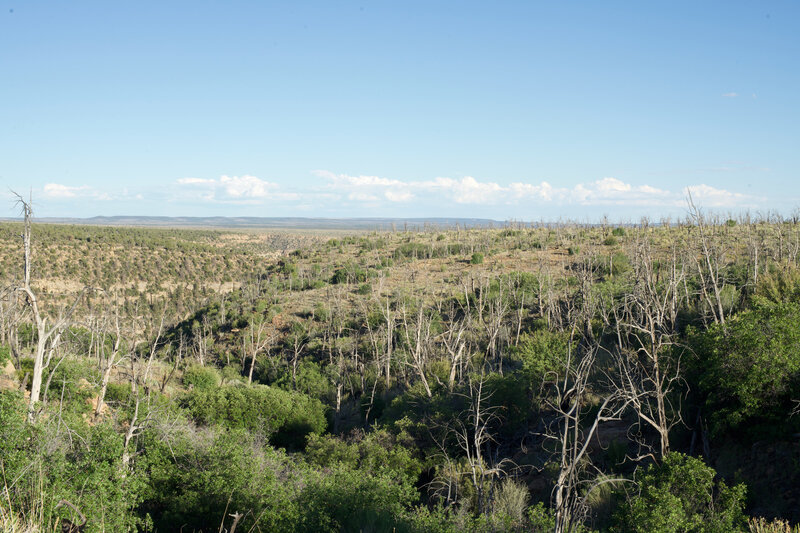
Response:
[[13, 194, 86, 421]]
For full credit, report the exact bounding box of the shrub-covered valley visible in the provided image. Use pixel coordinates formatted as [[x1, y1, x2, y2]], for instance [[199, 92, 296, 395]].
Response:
[[1, 213, 799, 532]]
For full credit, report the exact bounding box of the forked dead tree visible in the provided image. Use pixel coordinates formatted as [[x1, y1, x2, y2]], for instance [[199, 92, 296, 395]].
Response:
[[612, 235, 686, 459]]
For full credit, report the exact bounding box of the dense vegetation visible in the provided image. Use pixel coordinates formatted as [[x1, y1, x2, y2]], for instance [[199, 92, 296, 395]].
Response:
[[1, 212, 800, 532]]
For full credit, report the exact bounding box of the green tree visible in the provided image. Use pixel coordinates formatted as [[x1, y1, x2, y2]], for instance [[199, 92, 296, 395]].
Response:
[[691, 300, 800, 436], [614, 453, 746, 533]]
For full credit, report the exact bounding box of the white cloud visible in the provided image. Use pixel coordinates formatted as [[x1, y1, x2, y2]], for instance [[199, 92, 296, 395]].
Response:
[[315, 171, 757, 209], [722, 92, 738, 98], [219, 175, 277, 198], [176, 174, 291, 203], [43, 183, 113, 201], [684, 184, 755, 208], [571, 178, 671, 205], [43, 183, 90, 198], [348, 192, 379, 202], [385, 189, 413, 202], [177, 177, 216, 185]]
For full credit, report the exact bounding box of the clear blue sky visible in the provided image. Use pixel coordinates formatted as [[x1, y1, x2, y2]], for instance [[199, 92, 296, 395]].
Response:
[[1, 1, 798, 220]]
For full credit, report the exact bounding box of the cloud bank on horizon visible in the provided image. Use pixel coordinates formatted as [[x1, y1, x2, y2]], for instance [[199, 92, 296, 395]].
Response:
[[34, 170, 766, 220]]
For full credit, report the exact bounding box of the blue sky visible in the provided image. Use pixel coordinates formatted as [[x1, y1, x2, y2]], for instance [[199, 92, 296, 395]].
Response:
[[1, 1, 798, 220]]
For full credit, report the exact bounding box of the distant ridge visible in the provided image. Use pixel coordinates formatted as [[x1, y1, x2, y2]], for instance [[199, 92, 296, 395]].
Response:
[[13, 216, 506, 230]]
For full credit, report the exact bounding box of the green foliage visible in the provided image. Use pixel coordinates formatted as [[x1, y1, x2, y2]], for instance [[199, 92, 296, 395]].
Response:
[[614, 453, 746, 533], [527, 501, 557, 531], [756, 265, 800, 304], [484, 371, 533, 438], [279, 260, 298, 276], [593, 252, 631, 277], [182, 364, 221, 390], [306, 429, 422, 486], [140, 425, 299, 531], [471, 252, 485, 265], [691, 300, 800, 436], [394, 242, 433, 260], [0, 390, 29, 476], [105, 381, 132, 404], [182, 384, 327, 449], [314, 302, 330, 322], [611, 227, 626, 236], [357, 282, 372, 295], [295, 360, 334, 400], [1, 400, 144, 532], [492, 478, 530, 529], [511, 329, 571, 384], [331, 262, 370, 284], [297, 464, 419, 533], [603, 235, 618, 246], [0, 344, 10, 366], [44, 359, 99, 413]]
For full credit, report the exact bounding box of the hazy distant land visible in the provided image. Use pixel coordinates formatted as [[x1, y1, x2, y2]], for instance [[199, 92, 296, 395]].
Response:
[[4, 216, 505, 230]]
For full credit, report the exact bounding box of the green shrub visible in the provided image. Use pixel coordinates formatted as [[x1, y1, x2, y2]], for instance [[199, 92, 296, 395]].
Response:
[[511, 329, 572, 384], [756, 265, 800, 304], [470, 252, 484, 265], [140, 426, 298, 532], [492, 478, 529, 528], [614, 453, 746, 533], [394, 243, 433, 260], [297, 464, 418, 533], [306, 430, 422, 490], [357, 283, 372, 295], [44, 359, 99, 412], [0, 344, 10, 366], [314, 302, 330, 322], [603, 235, 618, 246], [182, 384, 327, 449], [612, 227, 626, 236], [182, 364, 221, 390]]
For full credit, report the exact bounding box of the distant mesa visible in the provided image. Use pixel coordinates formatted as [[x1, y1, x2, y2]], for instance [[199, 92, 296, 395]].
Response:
[[3, 216, 505, 230]]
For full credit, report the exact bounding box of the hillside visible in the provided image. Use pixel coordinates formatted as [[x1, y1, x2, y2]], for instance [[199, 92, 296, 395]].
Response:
[[1, 213, 799, 532]]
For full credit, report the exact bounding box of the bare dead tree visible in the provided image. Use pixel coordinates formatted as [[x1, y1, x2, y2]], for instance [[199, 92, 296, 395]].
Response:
[[479, 281, 510, 374], [376, 279, 395, 389], [431, 370, 510, 516], [608, 233, 688, 460], [437, 299, 471, 391], [545, 340, 632, 533], [122, 311, 165, 471], [286, 320, 308, 390], [687, 192, 727, 326], [243, 315, 275, 385], [13, 193, 88, 421], [94, 297, 126, 418], [455, 372, 510, 515], [400, 299, 434, 398], [192, 315, 212, 366]]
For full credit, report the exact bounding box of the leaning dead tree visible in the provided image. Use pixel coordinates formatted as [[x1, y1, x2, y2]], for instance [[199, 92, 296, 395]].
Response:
[[545, 338, 632, 533], [13, 193, 87, 421]]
